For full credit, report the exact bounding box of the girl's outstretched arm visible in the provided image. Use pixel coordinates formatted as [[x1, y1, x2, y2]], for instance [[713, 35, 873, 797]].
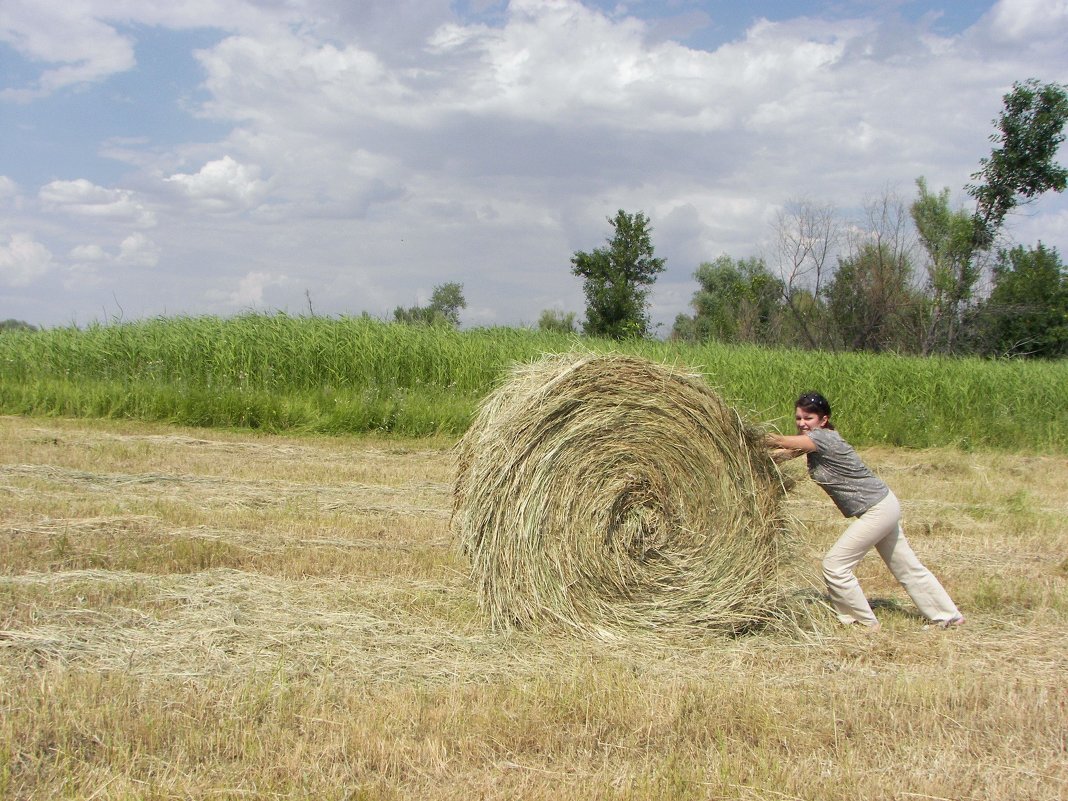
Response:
[[764, 433, 818, 453]]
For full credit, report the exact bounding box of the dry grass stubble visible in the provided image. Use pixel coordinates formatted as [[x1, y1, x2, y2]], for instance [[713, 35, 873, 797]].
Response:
[[1, 415, 1066, 800]]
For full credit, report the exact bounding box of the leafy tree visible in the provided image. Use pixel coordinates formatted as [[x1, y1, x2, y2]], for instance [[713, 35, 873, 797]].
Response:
[[910, 178, 982, 354], [393, 282, 466, 327], [776, 288, 825, 347], [0, 319, 38, 332], [824, 242, 913, 351], [967, 79, 1068, 249], [537, 309, 578, 335], [670, 312, 699, 343], [673, 256, 784, 344], [974, 243, 1067, 358], [427, 282, 466, 326], [909, 81, 1067, 355], [571, 209, 665, 339]]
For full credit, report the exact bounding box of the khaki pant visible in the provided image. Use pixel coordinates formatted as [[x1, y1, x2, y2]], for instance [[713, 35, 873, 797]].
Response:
[[823, 491, 960, 626]]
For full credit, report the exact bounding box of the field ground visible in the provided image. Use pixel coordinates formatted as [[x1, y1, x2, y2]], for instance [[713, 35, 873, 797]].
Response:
[[1, 414, 1065, 800]]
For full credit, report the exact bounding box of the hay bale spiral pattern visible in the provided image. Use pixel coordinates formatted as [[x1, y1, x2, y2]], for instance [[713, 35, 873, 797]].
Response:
[[453, 353, 790, 635]]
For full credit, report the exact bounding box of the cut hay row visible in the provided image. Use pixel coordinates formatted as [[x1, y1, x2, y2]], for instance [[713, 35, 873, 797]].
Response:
[[2, 568, 484, 682], [0, 516, 450, 558], [0, 463, 450, 519], [18, 424, 446, 465], [0, 568, 741, 685], [453, 352, 794, 636]]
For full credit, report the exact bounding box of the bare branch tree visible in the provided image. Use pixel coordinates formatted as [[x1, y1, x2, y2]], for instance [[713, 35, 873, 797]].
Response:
[[771, 200, 840, 349]]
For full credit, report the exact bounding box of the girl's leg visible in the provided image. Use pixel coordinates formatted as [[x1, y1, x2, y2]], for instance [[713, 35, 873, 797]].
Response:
[[873, 501, 961, 624], [822, 493, 900, 626]]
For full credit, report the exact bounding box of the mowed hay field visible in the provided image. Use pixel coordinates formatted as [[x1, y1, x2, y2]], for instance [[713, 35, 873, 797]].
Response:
[[1, 414, 1066, 801]]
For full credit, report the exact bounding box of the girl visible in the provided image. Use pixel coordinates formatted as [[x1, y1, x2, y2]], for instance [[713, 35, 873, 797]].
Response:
[[767, 391, 964, 631]]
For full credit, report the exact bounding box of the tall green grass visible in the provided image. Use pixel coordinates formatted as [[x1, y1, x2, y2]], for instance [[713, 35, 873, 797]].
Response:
[[1, 313, 1065, 450]]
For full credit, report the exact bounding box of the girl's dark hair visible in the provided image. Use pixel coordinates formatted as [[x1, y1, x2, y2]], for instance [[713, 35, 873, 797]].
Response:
[[796, 391, 835, 429]]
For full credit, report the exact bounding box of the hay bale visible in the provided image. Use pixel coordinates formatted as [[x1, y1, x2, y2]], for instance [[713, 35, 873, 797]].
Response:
[[453, 352, 790, 636]]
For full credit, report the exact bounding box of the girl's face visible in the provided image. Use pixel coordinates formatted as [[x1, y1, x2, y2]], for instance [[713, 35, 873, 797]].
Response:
[[795, 407, 829, 433]]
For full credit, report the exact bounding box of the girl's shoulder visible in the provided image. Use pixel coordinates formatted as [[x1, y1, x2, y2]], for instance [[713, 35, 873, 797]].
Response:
[[808, 427, 852, 453], [807, 427, 841, 445]]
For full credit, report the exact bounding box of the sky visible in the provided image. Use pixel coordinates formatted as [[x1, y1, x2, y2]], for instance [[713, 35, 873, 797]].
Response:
[[2, 0, 1067, 331]]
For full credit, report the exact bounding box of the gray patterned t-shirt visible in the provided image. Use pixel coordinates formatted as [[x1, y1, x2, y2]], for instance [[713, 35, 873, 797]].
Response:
[[805, 428, 889, 517]]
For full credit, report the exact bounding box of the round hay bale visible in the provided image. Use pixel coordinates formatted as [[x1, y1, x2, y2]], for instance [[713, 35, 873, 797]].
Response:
[[453, 352, 791, 636]]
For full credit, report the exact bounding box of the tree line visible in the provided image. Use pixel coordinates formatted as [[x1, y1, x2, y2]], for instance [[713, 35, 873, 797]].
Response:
[[390, 80, 1066, 359], [569, 79, 1068, 359], [668, 193, 1066, 358]]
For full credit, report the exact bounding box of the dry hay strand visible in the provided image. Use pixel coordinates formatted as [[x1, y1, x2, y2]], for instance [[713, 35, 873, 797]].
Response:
[[453, 352, 793, 636]]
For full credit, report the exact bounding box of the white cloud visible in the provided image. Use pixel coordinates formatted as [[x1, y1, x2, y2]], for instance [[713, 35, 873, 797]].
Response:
[[0, 0, 135, 100], [0, 176, 19, 201], [65, 244, 108, 288], [62, 262, 105, 291], [165, 156, 268, 213], [62, 235, 159, 290], [69, 243, 108, 262], [180, 0, 984, 225], [117, 233, 161, 268], [65, 233, 160, 276], [424, 6, 854, 133], [0, 232, 53, 286], [39, 179, 157, 227], [195, 32, 418, 131], [208, 270, 288, 308], [984, 0, 1068, 41]]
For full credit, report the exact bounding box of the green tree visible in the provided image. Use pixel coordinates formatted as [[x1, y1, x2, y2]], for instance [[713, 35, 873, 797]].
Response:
[[673, 255, 784, 344], [670, 312, 698, 343], [967, 79, 1068, 249], [910, 178, 981, 354], [571, 210, 665, 339], [824, 242, 914, 351], [393, 282, 466, 327], [0, 319, 38, 332], [777, 288, 825, 347], [975, 243, 1067, 358], [537, 309, 577, 335]]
